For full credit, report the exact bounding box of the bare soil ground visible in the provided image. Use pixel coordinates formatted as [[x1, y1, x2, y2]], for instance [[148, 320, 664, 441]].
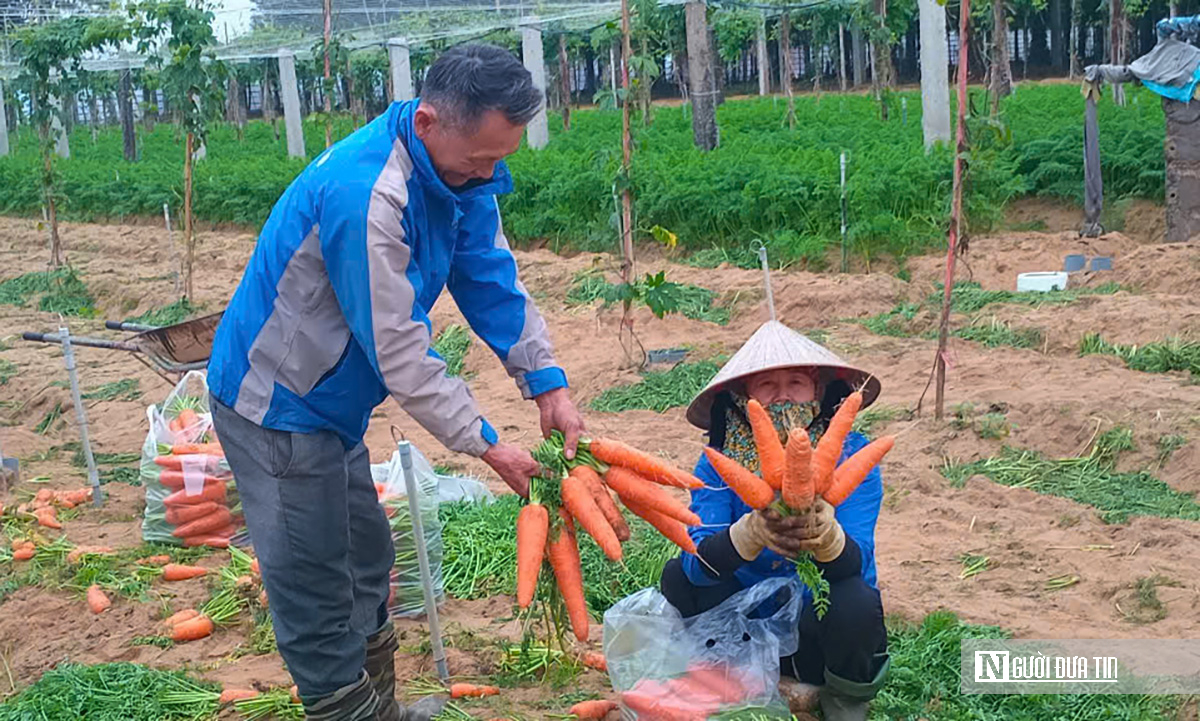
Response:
[[1, 215, 1199, 716]]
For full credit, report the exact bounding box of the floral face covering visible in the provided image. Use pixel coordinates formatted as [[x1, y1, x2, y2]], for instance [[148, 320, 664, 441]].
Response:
[[722, 395, 823, 476]]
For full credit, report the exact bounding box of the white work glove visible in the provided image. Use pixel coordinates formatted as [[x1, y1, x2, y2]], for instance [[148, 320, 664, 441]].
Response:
[[729, 511, 796, 562], [767, 498, 846, 563]]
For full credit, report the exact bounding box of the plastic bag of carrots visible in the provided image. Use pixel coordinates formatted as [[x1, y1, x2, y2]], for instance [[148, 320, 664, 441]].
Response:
[[139, 371, 242, 548], [371, 446, 446, 619], [602, 575, 802, 720], [516, 431, 706, 645]]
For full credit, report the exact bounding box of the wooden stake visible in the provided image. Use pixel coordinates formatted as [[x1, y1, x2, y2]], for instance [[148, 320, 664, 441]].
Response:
[[184, 132, 195, 301], [559, 33, 571, 132], [933, 0, 970, 420], [323, 0, 333, 148]]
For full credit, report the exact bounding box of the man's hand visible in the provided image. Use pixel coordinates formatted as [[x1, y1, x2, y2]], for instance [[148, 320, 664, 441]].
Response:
[[481, 442, 540, 498], [534, 387, 586, 460]]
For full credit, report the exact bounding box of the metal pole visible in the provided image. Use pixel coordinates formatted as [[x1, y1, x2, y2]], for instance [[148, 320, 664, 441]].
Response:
[[756, 244, 776, 322], [396, 441, 448, 682], [840, 151, 848, 273], [60, 327, 103, 508]]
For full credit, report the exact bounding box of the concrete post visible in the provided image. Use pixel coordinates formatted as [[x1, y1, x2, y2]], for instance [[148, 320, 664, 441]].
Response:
[[851, 23, 866, 86], [388, 38, 413, 102], [278, 49, 306, 159], [0, 79, 9, 157], [918, 0, 951, 149], [51, 100, 70, 158], [1164, 98, 1200, 242], [520, 18, 549, 150], [756, 13, 770, 95]]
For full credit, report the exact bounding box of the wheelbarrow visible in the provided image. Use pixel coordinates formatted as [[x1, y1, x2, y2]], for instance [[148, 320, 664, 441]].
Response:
[[23, 311, 222, 385]]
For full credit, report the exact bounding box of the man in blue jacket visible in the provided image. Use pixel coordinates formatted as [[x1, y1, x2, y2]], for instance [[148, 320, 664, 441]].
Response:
[[659, 321, 890, 721], [207, 44, 584, 721]]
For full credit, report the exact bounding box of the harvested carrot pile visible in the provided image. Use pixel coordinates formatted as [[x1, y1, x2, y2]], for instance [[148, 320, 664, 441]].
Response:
[[516, 431, 703, 644]]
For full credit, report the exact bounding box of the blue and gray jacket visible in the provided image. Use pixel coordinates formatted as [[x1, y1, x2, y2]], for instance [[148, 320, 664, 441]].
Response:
[[207, 99, 567, 456]]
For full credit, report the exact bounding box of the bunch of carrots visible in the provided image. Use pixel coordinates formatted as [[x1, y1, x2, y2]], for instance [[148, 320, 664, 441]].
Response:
[[13, 487, 93, 530], [153, 440, 239, 549], [702, 390, 895, 613], [621, 662, 769, 720], [516, 432, 704, 644], [703, 390, 895, 513]]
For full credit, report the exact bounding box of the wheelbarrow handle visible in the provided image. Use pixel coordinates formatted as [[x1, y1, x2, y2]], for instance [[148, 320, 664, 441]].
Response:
[[106, 320, 158, 332], [22, 332, 54, 343]]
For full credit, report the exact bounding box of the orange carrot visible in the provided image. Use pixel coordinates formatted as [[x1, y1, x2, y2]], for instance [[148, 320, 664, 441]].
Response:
[[170, 614, 214, 642], [578, 466, 631, 542], [562, 470, 622, 561], [258, 589, 269, 608], [170, 442, 223, 456], [137, 554, 172, 566], [546, 512, 590, 643], [620, 497, 698, 555], [580, 651, 608, 672], [169, 417, 184, 434], [67, 545, 115, 564], [182, 529, 234, 548], [812, 391, 862, 493], [156, 471, 227, 491], [702, 448, 775, 510], [824, 436, 894, 506], [35, 488, 54, 504], [161, 563, 209, 581], [163, 608, 201, 627], [87, 584, 111, 614], [569, 700, 618, 719], [745, 399, 786, 491], [165, 501, 222, 526], [153, 456, 223, 472], [782, 429, 814, 510], [603, 466, 701, 527], [516, 503, 549, 609], [289, 686, 300, 704], [250, 559, 260, 575], [449, 683, 500, 699], [587, 438, 703, 490], [163, 482, 227, 506], [12, 546, 35, 562], [34, 506, 62, 529], [219, 688, 260, 704], [171, 508, 234, 538]]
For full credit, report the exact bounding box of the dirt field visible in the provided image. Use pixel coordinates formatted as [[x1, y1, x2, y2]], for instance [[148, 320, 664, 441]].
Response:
[[1, 213, 1199, 716]]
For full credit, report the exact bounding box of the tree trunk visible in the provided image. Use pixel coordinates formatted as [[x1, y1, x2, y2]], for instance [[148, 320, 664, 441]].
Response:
[[87, 91, 100, 140], [640, 35, 654, 124], [1050, 0, 1064, 72], [42, 129, 62, 268], [1069, 0, 1081, 77], [262, 63, 280, 141], [184, 132, 194, 301], [120, 69, 136, 162], [780, 12, 796, 128], [989, 0, 1012, 113], [1110, 0, 1127, 105], [838, 23, 848, 92], [872, 0, 892, 120], [685, 0, 718, 148], [559, 34, 571, 132]]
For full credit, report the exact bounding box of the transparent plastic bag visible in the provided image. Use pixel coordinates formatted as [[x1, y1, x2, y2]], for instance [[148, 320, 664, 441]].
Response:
[[140, 371, 237, 545], [602, 575, 803, 720], [373, 444, 445, 619]]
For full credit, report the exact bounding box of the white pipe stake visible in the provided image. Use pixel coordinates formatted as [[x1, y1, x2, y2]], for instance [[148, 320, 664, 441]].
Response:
[[397, 441, 449, 682], [60, 327, 103, 507]]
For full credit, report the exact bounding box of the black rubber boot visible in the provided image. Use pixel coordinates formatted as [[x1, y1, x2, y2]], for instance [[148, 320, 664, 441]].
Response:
[[364, 621, 401, 721], [302, 670, 381, 721], [818, 652, 890, 721]]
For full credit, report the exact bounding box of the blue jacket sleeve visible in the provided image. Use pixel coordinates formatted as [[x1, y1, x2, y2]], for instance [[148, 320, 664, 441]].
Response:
[[832, 432, 884, 587], [680, 454, 739, 587], [448, 198, 568, 399], [316, 160, 498, 458]]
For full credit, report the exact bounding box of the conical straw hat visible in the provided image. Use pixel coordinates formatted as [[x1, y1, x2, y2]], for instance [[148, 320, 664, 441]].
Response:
[[685, 320, 881, 429]]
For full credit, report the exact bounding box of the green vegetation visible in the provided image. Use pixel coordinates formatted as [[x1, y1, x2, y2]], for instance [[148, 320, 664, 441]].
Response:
[[34, 403, 64, 434], [590, 361, 720, 413], [1156, 434, 1187, 468], [125, 298, 199, 327], [940, 281, 1124, 314], [851, 404, 912, 438], [82, 378, 142, 402], [1080, 333, 1200, 376], [0, 663, 219, 721], [567, 270, 730, 325], [0, 359, 16, 385], [432, 324, 471, 378], [439, 495, 675, 615], [952, 317, 1044, 350], [0, 84, 1146, 266], [0, 267, 96, 317], [872, 611, 1182, 719], [942, 428, 1200, 524]]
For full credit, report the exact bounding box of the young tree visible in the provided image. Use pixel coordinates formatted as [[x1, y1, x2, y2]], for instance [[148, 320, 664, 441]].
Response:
[[13, 16, 128, 267], [131, 0, 219, 301]]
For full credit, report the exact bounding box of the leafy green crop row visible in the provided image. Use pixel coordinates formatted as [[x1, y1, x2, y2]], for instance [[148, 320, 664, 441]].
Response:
[[0, 84, 1163, 264]]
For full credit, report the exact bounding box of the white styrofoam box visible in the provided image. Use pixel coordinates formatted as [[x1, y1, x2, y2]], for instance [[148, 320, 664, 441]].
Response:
[[1017, 271, 1069, 292]]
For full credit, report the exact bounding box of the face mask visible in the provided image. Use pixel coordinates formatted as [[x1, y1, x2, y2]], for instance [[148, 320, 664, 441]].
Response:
[[722, 396, 822, 475]]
